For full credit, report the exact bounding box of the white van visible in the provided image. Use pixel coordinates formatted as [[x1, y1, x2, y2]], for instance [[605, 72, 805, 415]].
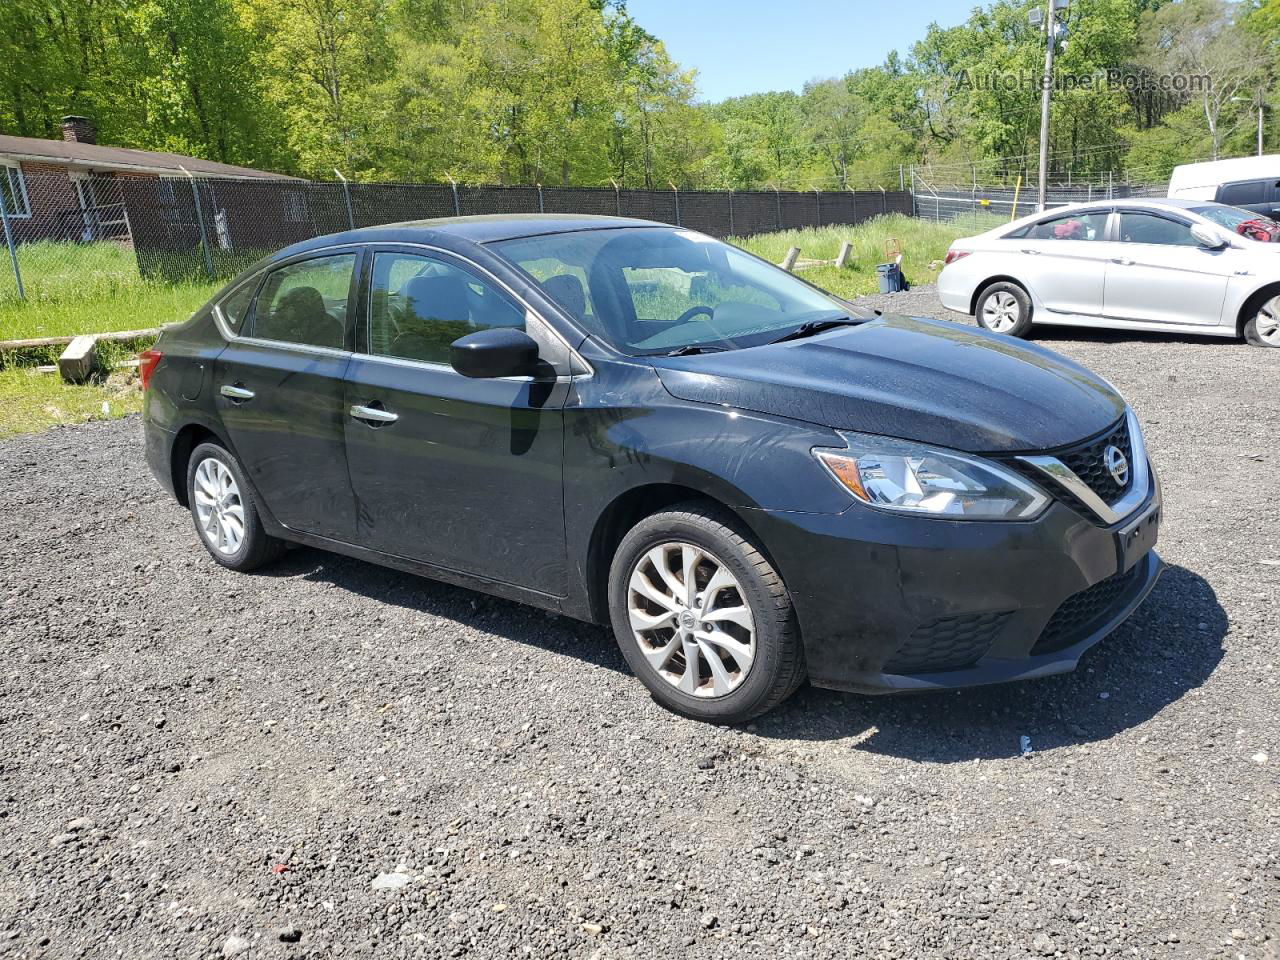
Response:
[[1168, 156, 1280, 218]]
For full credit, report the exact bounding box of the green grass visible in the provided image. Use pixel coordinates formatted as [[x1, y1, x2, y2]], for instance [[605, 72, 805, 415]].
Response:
[[0, 240, 223, 343], [0, 240, 148, 303], [732, 213, 1002, 300], [0, 281, 216, 343], [0, 366, 143, 439]]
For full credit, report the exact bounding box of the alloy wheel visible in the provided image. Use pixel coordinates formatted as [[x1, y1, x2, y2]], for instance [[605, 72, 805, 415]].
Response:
[[1254, 296, 1280, 346], [626, 541, 757, 699], [982, 291, 1021, 333], [193, 457, 245, 556]]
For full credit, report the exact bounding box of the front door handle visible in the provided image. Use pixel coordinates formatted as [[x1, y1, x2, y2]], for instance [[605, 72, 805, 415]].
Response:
[[1109, 257, 1135, 266], [1020, 248, 1041, 255], [350, 403, 399, 425], [220, 384, 255, 401]]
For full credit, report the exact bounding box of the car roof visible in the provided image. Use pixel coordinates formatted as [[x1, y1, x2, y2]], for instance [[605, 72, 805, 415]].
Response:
[[270, 213, 667, 260], [991, 196, 1212, 236]]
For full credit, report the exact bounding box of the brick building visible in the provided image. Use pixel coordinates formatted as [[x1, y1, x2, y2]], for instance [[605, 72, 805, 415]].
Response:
[[0, 117, 305, 252]]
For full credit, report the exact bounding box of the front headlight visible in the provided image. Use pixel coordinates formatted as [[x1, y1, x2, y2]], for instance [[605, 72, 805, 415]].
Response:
[[815, 433, 1049, 520]]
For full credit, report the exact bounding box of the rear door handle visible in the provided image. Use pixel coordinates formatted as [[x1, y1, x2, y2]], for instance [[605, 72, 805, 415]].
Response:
[[1110, 257, 1135, 266], [220, 384, 255, 401], [1020, 248, 1041, 255], [350, 403, 399, 425]]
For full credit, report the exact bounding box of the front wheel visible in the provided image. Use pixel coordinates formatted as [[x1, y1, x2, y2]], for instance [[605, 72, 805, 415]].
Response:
[[607, 503, 805, 723], [186, 442, 285, 571], [975, 281, 1033, 338], [1242, 291, 1280, 347]]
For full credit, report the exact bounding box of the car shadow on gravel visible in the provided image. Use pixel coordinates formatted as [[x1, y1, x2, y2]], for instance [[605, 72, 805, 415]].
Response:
[[1028, 327, 1241, 348], [259, 546, 630, 674], [753, 564, 1227, 762]]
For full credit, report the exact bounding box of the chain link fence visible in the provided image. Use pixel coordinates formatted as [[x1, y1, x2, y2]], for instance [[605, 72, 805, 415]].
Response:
[[0, 170, 913, 308], [910, 179, 1171, 228]]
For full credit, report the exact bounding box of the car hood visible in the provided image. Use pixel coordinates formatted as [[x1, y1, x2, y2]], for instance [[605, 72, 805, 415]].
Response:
[[650, 314, 1125, 453]]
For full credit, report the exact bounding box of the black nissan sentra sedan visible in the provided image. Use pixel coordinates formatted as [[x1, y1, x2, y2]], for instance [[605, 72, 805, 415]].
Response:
[[141, 215, 1162, 722]]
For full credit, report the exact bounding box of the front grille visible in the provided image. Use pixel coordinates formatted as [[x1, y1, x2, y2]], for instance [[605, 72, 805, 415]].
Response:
[[1032, 565, 1141, 655], [1006, 416, 1133, 520], [1057, 417, 1133, 504], [886, 611, 1012, 673]]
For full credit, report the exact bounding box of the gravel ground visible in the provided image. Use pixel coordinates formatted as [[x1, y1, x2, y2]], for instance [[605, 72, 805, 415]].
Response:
[[1, 289, 1278, 960]]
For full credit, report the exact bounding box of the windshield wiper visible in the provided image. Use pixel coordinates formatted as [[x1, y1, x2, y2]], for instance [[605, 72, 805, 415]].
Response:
[[767, 316, 866, 345], [664, 344, 730, 357]]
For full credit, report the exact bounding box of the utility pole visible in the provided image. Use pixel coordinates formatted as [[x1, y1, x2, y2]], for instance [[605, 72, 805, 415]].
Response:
[[1034, 0, 1070, 211], [1232, 93, 1266, 156]]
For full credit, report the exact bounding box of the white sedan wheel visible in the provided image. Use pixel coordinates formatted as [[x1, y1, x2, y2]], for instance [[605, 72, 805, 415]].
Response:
[[1253, 296, 1280, 346], [982, 291, 1022, 333]]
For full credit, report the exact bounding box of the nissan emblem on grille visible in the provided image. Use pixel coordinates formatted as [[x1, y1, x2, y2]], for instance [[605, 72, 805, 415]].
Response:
[[1104, 445, 1129, 487]]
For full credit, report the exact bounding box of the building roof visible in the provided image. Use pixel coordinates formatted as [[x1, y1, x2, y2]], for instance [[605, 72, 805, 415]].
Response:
[[0, 133, 302, 180]]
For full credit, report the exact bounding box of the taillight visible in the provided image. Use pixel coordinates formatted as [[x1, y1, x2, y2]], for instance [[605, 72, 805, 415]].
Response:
[[139, 349, 162, 390], [944, 248, 971, 266]]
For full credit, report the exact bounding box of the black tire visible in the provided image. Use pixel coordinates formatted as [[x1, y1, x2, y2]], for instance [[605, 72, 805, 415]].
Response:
[[974, 281, 1033, 338], [607, 501, 804, 723], [185, 441, 285, 572], [1241, 289, 1280, 347]]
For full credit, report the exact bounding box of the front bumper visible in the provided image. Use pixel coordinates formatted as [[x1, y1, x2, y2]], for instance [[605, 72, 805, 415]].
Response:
[[744, 469, 1163, 694]]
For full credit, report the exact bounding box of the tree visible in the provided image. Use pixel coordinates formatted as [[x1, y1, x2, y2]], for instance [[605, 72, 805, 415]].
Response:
[[1141, 0, 1269, 159]]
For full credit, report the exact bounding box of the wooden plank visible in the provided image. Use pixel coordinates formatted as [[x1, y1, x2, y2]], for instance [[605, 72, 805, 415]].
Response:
[[58, 335, 99, 383], [0, 326, 163, 351]]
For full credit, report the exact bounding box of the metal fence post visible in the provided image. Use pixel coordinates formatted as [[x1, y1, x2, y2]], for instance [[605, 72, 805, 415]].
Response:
[[727, 190, 735, 236], [446, 174, 461, 216], [0, 185, 24, 300], [909, 165, 917, 218], [334, 169, 355, 230], [537, 183, 545, 214], [879, 185, 887, 217], [972, 165, 978, 229], [669, 181, 680, 226], [814, 188, 822, 227], [610, 179, 621, 217], [180, 166, 215, 279], [773, 185, 782, 231]]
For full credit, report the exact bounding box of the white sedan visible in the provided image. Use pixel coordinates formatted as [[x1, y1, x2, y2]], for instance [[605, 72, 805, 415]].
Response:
[[937, 198, 1280, 347]]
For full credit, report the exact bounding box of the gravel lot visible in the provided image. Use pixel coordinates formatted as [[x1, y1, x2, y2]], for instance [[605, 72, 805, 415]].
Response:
[[2, 288, 1277, 960]]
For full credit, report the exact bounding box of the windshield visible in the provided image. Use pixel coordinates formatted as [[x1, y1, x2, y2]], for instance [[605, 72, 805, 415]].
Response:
[[491, 227, 855, 355], [1190, 203, 1280, 242]]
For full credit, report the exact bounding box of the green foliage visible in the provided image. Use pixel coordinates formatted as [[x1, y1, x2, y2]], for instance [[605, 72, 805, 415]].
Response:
[[0, 0, 1274, 193]]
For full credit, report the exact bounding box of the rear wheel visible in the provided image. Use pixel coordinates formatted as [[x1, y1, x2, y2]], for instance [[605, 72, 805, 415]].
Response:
[[975, 281, 1033, 338], [1242, 291, 1280, 347], [608, 502, 804, 723], [186, 442, 285, 571]]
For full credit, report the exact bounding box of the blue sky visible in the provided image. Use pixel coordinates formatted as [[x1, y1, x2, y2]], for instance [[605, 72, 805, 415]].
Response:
[[626, 0, 971, 103]]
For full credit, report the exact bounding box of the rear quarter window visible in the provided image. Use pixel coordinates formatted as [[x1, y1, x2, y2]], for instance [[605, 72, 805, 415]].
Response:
[[216, 277, 258, 334], [1217, 180, 1268, 206]]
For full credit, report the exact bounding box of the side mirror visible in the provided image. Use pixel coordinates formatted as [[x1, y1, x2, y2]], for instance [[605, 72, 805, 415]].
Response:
[[1190, 223, 1228, 250], [450, 327, 539, 379]]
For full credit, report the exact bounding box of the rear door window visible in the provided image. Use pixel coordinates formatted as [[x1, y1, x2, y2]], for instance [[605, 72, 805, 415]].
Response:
[[1025, 210, 1108, 241], [252, 254, 356, 349]]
